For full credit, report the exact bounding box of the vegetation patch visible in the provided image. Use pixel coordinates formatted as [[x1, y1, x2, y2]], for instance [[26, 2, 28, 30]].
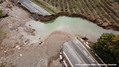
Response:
[[115, 0, 119, 2], [0, 27, 6, 44], [0, 10, 3, 18], [92, 33, 119, 64], [31, 0, 57, 14], [44, 19, 55, 24], [0, 62, 6, 67]]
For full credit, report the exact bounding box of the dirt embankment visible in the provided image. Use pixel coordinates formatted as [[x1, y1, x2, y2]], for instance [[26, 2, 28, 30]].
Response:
[[32, 12, 119, 31]]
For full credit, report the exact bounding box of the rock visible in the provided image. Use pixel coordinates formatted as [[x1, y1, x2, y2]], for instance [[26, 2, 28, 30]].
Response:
[[4, 51, 6, 53], [15, 45, 20, 50], [19, 54, 22, 57], [82, 37, 88, 41], [39, 41, 43, 45]]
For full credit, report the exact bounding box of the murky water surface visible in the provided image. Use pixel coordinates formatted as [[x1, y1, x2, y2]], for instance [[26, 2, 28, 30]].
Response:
[[25, 16, 119, 42]]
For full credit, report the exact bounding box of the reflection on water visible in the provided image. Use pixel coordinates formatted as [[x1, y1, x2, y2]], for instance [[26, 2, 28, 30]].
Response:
[[26, 16, 119, 42]]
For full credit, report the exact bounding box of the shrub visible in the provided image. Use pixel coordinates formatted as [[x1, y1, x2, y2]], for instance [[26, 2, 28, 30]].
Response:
[[92, 33, 119, 64], [115, 0, 119, 2], [0, 10, 3, 17]]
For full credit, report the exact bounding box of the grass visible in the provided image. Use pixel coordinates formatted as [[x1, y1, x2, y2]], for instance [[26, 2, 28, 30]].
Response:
[[0, 31, 6, 40], [0, 27, 6, 42], [30, 0, 57, 14], [44, 19, 56, 24]]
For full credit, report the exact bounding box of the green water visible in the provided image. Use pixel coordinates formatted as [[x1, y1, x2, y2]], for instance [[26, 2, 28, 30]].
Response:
[[26, 16, 119, 42]]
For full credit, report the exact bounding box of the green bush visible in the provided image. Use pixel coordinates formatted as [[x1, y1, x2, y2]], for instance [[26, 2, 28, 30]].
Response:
[[0, 10, 3, 17], [115, 0, 119, 2], [92, 33, 119, 64]]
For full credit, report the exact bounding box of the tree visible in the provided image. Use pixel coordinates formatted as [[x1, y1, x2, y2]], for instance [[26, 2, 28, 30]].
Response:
[[92, 33, 119, 64]]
